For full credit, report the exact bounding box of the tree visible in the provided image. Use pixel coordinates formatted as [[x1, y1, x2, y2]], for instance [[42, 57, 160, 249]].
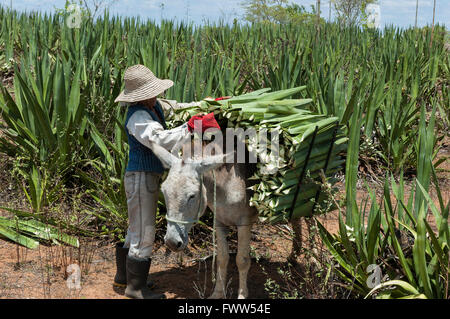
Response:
[[241, 0, 318, 25], [285, 3, 319, 24], [316, 0, 321, 32], [415, 0, 419, 28], [430, 0, 436, 47], [83, 0, 119, 18], [329, 0, 332, 21], [241, 0, 288, 24], [332, 0, 377, 26]]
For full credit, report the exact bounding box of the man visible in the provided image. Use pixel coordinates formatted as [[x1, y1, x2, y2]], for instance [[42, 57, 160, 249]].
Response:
[[113, 64, 219, 299]]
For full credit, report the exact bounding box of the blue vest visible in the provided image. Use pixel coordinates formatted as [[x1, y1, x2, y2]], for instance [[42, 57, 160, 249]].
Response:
[[125, 102, 167, 173]]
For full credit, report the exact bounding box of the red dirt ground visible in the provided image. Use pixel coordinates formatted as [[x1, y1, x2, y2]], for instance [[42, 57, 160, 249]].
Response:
[[0, 209, 343, 299]]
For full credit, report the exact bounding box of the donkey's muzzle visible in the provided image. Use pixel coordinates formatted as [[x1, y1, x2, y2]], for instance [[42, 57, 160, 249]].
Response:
[[165, 237, 184, 252]]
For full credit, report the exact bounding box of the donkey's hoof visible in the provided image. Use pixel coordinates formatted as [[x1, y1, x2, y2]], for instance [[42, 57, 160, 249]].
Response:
[[237, 290, 248, 299], [208, 292, 225, 299]]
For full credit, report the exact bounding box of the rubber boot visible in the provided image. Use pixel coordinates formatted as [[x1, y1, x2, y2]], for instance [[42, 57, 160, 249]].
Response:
[[124, 256, 166, 299], [113, 243, 156, 289], [113, 243, 128, 287]]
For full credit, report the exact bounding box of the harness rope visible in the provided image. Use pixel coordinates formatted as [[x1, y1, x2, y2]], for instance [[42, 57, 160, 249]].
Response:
[[212, 170, 217, 284]]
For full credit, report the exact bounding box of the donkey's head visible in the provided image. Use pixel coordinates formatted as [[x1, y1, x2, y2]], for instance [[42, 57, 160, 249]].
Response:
[[148, 140, 231, 252]]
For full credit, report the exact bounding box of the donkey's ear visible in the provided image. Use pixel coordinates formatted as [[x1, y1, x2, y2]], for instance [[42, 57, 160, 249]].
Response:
[[194, 151, 234, 175], [148, 140, 181, 169]]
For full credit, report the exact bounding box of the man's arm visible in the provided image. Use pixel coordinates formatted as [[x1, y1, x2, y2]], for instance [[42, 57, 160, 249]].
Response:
[[158, 99, 201, 119], [126, 110, 189, 151]]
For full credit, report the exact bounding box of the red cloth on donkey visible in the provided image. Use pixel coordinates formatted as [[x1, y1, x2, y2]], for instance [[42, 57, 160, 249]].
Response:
[[187, 112, 221, 133]]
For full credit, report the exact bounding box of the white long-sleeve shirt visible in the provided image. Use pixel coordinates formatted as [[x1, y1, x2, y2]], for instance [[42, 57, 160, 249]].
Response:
[[126, 99, 199, 151]]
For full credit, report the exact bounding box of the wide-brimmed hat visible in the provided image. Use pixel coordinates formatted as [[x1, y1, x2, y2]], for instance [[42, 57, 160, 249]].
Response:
[[114, 64, 174, 103]]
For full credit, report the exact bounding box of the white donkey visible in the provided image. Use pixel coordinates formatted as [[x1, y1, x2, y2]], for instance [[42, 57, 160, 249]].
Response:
[[147, 138, 258, 299]]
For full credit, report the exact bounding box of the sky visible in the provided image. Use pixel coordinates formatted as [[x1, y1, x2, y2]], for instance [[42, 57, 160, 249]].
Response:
[[0, 0, 448, 29]]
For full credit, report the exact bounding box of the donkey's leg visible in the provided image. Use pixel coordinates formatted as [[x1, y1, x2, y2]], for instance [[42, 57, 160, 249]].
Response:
[[236, 225, 252, 299], [209, 226, 229, 299], [288, 217, 302, 263]]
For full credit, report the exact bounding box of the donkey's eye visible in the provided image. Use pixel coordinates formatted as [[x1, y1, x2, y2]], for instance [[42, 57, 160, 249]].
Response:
[[188, 194, 195, 201]]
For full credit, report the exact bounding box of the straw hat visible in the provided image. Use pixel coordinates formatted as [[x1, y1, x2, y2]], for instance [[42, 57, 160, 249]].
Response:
[[114, 65, 174, 103]]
